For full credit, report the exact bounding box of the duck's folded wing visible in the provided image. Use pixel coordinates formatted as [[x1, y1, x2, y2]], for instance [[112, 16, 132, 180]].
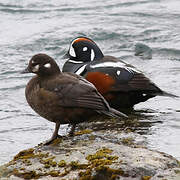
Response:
[[128, 73, 161, 91], [41, 74, 110, 111], [109, 68, 162, 93]]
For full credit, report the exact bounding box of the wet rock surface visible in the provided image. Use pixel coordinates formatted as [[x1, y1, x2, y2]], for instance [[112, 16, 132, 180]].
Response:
[[0, 117, 180, 180]]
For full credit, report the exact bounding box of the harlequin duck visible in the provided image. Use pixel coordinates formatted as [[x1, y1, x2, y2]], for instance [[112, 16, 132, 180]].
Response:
[[23, 53, 127, 144], [63, 37, 178, 109]]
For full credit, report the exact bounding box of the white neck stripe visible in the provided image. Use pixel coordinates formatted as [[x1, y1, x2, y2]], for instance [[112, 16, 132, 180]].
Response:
[[68, 60, 84, 64]]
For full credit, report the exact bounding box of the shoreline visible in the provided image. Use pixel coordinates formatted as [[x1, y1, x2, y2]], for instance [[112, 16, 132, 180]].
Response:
[[1, 118, 180, 180]]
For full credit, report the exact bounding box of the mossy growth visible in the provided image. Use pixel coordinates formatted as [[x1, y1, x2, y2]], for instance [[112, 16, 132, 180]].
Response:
[[13, 169, 40, 179], [7, 148, 58, 179], [141, 176, 152, 180], [174, 169, 180, 174], [12, 168, 61, 179], [94, 166, 125, 180], [40, 157, 57, 168], [69, 161, 88, 170], [13, 148, 49, 162], [0, 165, 12, 178], [47, 170, 60, 177], [22, 159, 32, 166], [178, 161, 180, 167], [89, 134, 96, 141], [9, 147, 128, 179], [58, 160, 67, 167], [121, 137, 134, 146], [86, 147, 118, 162], [50, 138, 63, 146], [13, 148, 35, 161], [74, 129, 92, 136], [78, 147, 122, 179]]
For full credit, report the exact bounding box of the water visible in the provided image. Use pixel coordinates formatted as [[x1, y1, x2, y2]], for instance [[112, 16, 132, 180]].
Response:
[[0, 0, 180, 165]]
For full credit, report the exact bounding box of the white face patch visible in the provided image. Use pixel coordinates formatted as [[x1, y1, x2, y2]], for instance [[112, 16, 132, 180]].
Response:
[[75, 65, 86, 75], [91, 49, 95, 61], [69, 42, 76, 57], [117, 70, 121, 75], [83, 47, 88, 51], [44, 63, 51, 68], [32, 64, 39, 72]]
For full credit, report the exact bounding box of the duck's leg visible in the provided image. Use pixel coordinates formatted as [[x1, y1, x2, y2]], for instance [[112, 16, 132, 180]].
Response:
[[44, 121, 60, 145], [69, 124, 76, 136]]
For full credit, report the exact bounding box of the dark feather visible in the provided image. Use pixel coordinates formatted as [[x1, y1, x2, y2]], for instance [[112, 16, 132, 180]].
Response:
[[40, 72, 111, 112]]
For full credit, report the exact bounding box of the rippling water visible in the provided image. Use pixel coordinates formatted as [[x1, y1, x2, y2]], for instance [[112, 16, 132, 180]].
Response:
[[0, 0, 180, 165]]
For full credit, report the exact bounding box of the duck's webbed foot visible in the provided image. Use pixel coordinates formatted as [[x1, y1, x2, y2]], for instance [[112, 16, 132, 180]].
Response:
[[44, 121, 61, 145], [44, 135, 60, 145]]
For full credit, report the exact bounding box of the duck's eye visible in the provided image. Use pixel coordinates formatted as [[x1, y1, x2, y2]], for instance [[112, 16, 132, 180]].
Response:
[[44, 63, 51, 68]]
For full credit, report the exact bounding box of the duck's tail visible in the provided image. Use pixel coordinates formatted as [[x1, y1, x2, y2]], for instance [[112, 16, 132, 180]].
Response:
[[159, 91, 179, 98]]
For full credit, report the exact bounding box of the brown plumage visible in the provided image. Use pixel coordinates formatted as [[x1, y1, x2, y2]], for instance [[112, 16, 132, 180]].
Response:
[[23, 53, 127, 144]]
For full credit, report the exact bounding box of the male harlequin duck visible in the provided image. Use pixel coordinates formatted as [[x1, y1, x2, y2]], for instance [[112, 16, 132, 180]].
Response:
[[23, 53, 127, 144], [62, 37, 178, 109]]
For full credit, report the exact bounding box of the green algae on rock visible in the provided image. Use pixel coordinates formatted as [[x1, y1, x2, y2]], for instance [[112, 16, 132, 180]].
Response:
[[58, 160, 67, 167], [74, 129, 93, 136], [1, 119, 180, 179]]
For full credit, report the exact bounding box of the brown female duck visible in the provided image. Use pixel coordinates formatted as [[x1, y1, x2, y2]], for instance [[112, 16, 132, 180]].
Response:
[[23, 53, 127, 144]]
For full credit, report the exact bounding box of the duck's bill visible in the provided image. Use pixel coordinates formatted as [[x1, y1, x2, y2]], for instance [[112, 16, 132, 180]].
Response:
[[21, 67, 30, 74]]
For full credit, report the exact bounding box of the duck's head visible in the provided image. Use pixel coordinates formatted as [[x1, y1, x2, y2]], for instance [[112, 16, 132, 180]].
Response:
[[23, 53, 60, 76], [64, 37, 104, 63]]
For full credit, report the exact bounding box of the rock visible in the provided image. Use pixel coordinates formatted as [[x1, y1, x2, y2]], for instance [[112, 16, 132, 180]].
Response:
[[0, 117, 180, 180], [134, 43, 152, 59]]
